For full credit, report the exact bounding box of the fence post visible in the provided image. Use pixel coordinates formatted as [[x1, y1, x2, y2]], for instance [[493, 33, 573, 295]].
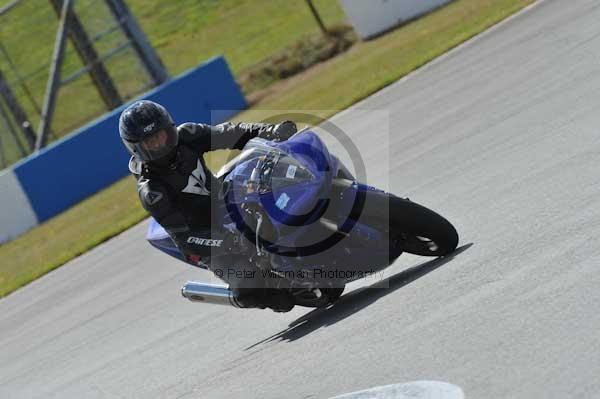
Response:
[[105, 0, 169, 86], [305, 0, 328, 36], [36, 0, 72, 150], [0, 69, 36, 151], [47, 0, 123, 110]]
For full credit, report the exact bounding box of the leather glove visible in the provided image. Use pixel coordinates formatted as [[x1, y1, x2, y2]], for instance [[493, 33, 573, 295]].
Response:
[[253, 120, 297, 142], [271, 120, 297, 141]]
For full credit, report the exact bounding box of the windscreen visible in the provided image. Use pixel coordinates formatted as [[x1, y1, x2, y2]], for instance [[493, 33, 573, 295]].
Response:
[[224, 140, 314, 198]]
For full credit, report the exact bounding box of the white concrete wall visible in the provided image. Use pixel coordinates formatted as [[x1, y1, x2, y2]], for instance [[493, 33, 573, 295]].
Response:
[[340, 0, 453, 39], [0, 170, 38, 243]]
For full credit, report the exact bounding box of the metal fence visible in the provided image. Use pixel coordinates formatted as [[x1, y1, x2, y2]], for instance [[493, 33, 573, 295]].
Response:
[[0, 0, 347, 170], [0, 0, 166, 169]]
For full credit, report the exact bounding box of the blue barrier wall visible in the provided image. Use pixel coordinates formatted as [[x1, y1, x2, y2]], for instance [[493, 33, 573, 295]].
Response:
[[12, 56, 246, 223]]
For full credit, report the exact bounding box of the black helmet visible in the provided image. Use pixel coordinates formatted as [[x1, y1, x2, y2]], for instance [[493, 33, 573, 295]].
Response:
[[119, 100, 178, 163]]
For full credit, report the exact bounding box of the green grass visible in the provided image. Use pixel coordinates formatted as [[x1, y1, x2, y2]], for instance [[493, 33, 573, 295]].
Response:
[[0, 0, 347, 168], [0, 0, 535, 298], [238, 24, 358, 95], [0, 176, 145, 296], [128, 0, 347, 76]]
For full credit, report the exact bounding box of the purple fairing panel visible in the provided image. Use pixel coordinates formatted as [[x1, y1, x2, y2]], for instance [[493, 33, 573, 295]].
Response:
[[146, 129, 336, 238], [145, 130, 351, 267], [270, 131, 336, 220], [272, 130, 336, 177], [146, 218, 187, 262], [224, 131, 337, 222], [147, 218, 210, 269], [146, 217, 170, 241]]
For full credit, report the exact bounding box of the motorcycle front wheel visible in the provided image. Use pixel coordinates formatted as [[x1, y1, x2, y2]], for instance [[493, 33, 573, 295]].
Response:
[[352, 187, 459, 257]]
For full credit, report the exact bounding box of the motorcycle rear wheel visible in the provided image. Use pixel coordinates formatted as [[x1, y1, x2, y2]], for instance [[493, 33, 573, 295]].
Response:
[[292, 287, 345, 308]]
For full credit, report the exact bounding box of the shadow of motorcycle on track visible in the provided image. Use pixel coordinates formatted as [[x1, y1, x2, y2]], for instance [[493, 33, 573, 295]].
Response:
[[246, 243, 473, 349]]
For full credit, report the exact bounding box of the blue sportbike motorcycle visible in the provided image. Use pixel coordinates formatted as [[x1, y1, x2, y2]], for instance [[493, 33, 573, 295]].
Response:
[[147, 129, 458, 309]]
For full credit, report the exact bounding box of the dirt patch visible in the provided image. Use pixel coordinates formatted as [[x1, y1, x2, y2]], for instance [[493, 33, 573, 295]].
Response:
[[239, 24, 357, 98]]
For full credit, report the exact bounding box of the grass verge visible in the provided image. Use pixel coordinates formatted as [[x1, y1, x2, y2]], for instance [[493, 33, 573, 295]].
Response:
[[0, 0, 535, 298], [238, 24, 357, 95], [0, 0, 346, 168]]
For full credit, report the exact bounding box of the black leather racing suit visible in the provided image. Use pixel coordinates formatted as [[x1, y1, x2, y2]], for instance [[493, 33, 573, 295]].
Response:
[[130, 121, 294, 307]]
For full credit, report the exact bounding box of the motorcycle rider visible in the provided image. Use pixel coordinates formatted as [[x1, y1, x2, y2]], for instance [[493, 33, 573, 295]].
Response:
[[119, 100, 298, 312]]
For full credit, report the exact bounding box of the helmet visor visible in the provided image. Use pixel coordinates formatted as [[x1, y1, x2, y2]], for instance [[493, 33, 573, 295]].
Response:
[[131, 126, 178, 161]]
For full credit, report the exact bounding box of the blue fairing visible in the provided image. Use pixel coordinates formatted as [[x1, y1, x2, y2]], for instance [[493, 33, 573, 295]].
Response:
[[146, 129, 394, 281], [146, 218, 187, 261], [224, 131, 336, 222]]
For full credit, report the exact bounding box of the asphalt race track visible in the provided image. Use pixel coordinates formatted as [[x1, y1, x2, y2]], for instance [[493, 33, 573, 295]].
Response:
[[2, 0, 600, 397]]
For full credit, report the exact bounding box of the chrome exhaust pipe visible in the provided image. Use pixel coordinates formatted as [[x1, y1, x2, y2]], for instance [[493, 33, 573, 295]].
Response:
[[181, 281, 242, 307]]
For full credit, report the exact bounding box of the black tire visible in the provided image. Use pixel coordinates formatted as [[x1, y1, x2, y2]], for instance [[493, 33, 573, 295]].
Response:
[[323, 287, 345, 303], [391, 199, 458, 256], [357, 189, 459, 257], [292, 287, 345, 308]]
